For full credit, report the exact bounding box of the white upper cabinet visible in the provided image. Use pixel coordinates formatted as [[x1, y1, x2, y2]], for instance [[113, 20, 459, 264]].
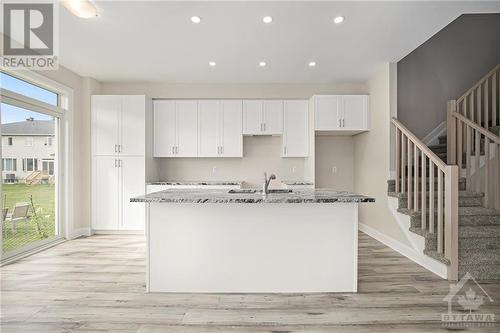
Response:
[[313, 95, 369, 133], [342, 95, 368, 130], [120, 96, 146, 156], [220, 100, 243, 157], [262, 100, 283, 134], [282, 100, 309, 157], [242, 100, 262, 134], [314, 95, 341, 130], [92, 96, 120, 156], [92, 95, 145, 156], [243, 100, 283, 135], [153, 100, 176, 157], [198, 100, 243, 157], [176, 100, 198, 157], [198, 100, 220, 157], [153, 100, 198, 157]]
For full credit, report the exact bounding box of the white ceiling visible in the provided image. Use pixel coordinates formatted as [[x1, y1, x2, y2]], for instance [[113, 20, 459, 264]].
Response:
[[58, 1, 500, 83]]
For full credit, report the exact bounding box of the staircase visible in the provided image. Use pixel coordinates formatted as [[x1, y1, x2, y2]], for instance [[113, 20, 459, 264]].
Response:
[[389, 64, 500, 281]]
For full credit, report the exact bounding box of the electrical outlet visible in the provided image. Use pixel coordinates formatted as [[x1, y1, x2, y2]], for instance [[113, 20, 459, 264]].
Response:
[[331, 166, 337, 174], [291, 166, 296, 173], [212, 166, 217, 174]]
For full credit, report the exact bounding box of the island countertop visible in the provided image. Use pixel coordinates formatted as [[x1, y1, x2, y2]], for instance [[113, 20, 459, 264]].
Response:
[[131, 189, 375, 204]]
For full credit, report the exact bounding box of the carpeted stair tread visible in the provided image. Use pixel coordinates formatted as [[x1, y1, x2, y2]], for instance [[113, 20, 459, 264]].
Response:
[[423, 249, 450, 265]]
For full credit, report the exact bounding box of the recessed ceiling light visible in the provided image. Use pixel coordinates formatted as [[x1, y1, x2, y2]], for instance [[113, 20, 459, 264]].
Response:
[[263, 16, 273, 24], [191, 16, 201, 24], [208, 61, 216, 67], [308, 61, 317, 67], [334, 16, 344, 24], [259, 61, 267, 67]]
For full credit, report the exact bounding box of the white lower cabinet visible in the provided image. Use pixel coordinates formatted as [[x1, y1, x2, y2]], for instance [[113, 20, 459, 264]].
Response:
[[92, 156, 145, 231]]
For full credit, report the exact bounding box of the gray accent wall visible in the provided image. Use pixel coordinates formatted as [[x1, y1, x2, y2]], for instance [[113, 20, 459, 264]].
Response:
[[397, 14, 500, 139]]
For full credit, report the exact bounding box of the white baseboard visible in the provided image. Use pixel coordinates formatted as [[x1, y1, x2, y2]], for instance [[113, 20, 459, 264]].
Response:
[[422, 121, 447, 146], [68, 228, 92, 239], [92, 229, 145, 235], [359, 222, 447, 279]]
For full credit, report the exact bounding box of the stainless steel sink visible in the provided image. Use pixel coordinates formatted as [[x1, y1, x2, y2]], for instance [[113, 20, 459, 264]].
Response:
[[228, 189, 292, 194]]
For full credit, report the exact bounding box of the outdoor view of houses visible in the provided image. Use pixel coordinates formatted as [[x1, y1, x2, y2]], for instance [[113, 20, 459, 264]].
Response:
[[1, 107, 57, 254]]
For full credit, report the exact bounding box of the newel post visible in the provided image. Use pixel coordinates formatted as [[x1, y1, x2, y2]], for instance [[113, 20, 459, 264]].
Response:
[[447, 100, 457, 165], [445, 165, 459, 281]]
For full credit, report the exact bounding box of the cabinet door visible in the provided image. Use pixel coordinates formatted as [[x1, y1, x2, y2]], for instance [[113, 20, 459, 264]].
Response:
[[283, 100, 309, 157], [314, 96, 341, 130], [263, 100, 283, 134], [120, 157, 145, 231], [342, 95, 368, 130], [92, 96, 120, 156], [242, 100, 262, 134], [153, 100, 176, 157], [198, 100, 220, 157], [93, 156, 120, 230], [120, 95, 145, 156], [176, 100, 198, 157], [220, 100, 243, 157]]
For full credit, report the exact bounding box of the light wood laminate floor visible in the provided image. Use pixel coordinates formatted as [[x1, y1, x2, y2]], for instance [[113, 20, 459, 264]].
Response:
[[1, 232, 499, 332]]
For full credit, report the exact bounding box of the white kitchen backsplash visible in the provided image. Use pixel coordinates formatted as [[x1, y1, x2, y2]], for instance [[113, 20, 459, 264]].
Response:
[[156, 136, 307, 187]]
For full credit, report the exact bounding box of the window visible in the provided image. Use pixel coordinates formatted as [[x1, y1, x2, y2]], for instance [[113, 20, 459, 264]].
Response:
[[25, 137, 33, 146], [22, 158, 38, 172], [2, 158, 17, 171], [7, 137, 13, 146], [42, 160, 54, 175], [0, 73, 58, 106]]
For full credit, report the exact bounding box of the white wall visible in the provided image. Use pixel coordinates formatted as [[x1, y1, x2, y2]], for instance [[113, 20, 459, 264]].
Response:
[[315, 135, 354, 191], [38, 67, 101, 234], [353, 64, 410, 245], [101, 82, 367, 183]]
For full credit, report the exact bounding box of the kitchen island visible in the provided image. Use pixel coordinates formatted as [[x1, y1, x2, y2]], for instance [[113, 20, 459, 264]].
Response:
[[131, 189, 374, 293]]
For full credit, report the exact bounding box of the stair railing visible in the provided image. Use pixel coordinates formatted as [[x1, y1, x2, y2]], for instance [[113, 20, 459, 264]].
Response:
[[447, 63, 500, 209], [392, 118, 458, 281], [447, 102, 500, 209]]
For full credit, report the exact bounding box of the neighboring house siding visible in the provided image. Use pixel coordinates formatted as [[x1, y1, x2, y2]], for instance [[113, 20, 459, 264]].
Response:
[[1, 120, 55, 182]]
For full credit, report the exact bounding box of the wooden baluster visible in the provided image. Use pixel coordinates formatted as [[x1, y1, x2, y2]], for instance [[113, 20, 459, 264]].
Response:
[[402, 134, 406, 193], [429, 162, 435, 234], [437, 170, 443, 254], [493, 72, 497, 127], [470, 90, 475, 122], [395, 128, 400, 193], [466, 125, 472, 191], [414, 145, 418, 211], [478, 84, 482, 127], [408, 140, 413, 210], [457, 117, 463, 169], [475, 129, 481, 193], [485, 137, 490, 208], [421, 154, 427, 231], [485, 79, 489, 130]]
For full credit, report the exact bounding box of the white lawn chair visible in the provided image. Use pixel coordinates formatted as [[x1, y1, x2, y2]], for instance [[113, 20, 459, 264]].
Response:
[[5, 203, 30, 233]]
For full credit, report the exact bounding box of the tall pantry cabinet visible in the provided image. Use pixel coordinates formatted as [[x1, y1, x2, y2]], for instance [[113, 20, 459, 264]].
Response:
[[91, 95, 146, 231]]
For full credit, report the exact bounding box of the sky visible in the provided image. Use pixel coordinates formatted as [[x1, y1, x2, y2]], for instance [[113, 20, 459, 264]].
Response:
[[1, 73, 57, 124]]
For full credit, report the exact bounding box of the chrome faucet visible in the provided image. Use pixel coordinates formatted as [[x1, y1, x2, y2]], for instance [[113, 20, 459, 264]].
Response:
[[263, 172, 276, 195]]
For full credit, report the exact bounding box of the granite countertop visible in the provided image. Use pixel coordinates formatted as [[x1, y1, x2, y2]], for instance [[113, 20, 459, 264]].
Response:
[[131, 189, 375, 204], [146, 181, 243, 186]]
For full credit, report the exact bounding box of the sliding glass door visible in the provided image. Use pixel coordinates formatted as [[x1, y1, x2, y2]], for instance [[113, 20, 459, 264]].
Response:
[[1, 72, 62, 258]]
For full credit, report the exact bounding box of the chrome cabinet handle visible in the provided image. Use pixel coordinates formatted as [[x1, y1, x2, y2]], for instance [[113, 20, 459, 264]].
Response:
[[119, 159, 122, 168], [118, 145, 122, 153], [221, 146, 223, 154], [176, 146, 179, 154], [283, 146, 287, 155], [114, 144, 117, 153], [263, 123, 266, 131], [114, 159, 117, 167], [171, 146, 174, 154]]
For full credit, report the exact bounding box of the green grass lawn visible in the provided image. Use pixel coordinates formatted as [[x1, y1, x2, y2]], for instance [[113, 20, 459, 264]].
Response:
[[2, 184, 56, 254]]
